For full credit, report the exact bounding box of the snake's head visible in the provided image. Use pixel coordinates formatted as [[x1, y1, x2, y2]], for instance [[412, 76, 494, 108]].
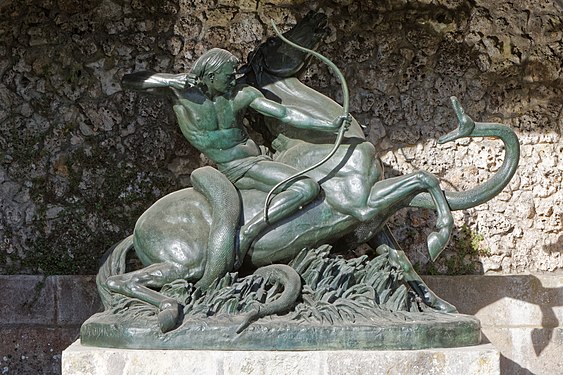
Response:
[[438, 96, 476, 144]]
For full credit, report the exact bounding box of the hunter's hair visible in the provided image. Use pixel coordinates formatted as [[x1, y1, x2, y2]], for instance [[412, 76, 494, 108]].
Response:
[[190, 48, 239, 80]]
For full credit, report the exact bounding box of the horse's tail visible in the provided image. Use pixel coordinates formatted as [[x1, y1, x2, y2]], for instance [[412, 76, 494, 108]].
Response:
[[409, 97, 520, 211], [96, 235, 134, 309], [236, 264, 302, 333]]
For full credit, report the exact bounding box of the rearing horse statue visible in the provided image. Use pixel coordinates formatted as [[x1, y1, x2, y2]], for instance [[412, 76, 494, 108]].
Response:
[[98, 11, 519, 333]]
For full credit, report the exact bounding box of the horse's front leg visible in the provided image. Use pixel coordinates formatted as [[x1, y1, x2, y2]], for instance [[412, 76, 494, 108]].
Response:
[[106, 262, 186, 332], [369, 227, 457, 313], [367, 170, 454, 261]]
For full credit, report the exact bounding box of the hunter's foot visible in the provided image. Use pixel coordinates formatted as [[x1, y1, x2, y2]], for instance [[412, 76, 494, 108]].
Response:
[[236, 234, 253, 268], [238, 222, 264, 265]]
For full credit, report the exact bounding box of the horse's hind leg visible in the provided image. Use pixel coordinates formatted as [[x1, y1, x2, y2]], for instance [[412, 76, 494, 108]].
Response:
[[367, 170, 453, 261], [369, 227, 457, 313], [106, 262, 186, 332]]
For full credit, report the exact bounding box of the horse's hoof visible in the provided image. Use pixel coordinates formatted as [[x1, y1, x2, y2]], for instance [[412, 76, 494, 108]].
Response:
[[158, 299, 181, 333], [432, 298, 458, 314], [158, 308, 180, 333], [426, 296, 459, 314], [427, 228, 451, 261], [422, 291, 458, 313], [409, 280, 458, 314]]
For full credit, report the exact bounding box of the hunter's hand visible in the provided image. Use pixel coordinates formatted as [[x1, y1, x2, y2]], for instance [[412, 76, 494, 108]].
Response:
[[168, 73, 193, 90], [332, 113, 351, 134]]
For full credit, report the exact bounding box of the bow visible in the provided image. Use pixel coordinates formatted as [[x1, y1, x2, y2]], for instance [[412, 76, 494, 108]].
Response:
[[263, 20, 351, 222]]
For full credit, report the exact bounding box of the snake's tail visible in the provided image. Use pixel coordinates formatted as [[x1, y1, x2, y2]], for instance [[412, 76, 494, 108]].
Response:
[[235, 264, 302, 333]]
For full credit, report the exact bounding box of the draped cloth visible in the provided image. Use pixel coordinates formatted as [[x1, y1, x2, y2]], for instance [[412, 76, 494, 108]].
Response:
[[217, 154, 271, 183]]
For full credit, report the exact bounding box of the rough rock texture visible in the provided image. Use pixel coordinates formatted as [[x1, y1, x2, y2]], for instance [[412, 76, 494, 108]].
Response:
[[0, 0, 561, 275]]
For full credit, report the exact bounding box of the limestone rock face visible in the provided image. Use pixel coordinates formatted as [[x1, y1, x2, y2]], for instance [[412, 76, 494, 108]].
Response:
[[0, 0, 561, 274]]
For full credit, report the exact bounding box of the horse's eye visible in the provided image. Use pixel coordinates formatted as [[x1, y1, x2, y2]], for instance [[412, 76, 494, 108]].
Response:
[[268, 38, 277, 46]]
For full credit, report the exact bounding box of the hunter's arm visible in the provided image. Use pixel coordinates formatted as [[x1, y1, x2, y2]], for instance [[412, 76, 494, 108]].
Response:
[[122, 71, 193, 92], [247, 88, 341, 133]]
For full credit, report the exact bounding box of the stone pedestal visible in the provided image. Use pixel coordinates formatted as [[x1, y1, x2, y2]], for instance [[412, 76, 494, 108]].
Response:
[[62, 340, 499, 375]]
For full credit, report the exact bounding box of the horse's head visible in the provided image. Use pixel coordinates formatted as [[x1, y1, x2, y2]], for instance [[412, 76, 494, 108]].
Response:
[[242, 11, 328, 80]]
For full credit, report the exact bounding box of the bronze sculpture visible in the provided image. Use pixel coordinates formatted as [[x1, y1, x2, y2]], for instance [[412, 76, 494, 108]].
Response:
[[81, 11, 519, 350]]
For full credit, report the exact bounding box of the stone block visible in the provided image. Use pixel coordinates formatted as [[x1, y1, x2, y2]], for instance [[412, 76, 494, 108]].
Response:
[[423, 274, 563, 327], [422, 274, 563, 374], [55, 275, 102, 325], [484, 327, 563, 375], [62, 341, 499, 375], [0, 275, 56, 325], [324, 346, 499, 375]]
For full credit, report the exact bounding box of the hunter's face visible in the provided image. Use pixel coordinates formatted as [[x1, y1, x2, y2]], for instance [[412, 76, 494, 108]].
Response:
[[209, 63, 237, 94]]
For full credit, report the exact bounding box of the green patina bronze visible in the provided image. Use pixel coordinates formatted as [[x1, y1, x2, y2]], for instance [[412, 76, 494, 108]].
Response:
[[81, 11, 519, 350]]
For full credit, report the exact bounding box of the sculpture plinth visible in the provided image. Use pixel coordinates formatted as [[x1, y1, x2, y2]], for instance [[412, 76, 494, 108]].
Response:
[[82, 248, 480, 350], [63, 341, 500, 375], [80, 315, 481, 351]]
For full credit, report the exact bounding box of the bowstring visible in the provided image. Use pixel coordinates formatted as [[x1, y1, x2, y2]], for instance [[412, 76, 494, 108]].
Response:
[[262, 21, 350, 223]]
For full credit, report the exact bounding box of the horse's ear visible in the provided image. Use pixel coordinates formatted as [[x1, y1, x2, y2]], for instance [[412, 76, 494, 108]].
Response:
[[237, 64, 252, 75], [242, 47, 265, 79]]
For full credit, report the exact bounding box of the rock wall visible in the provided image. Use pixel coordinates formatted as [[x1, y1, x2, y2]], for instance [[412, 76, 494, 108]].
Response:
[[0, 0, 561, 275]]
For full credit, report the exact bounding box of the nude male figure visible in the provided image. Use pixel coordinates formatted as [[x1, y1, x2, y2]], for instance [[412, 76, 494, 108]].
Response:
[[122, 48, 348, 264]]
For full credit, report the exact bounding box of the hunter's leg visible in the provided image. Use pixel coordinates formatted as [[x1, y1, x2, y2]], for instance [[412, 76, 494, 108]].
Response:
[[236, 160, 320, 256]]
